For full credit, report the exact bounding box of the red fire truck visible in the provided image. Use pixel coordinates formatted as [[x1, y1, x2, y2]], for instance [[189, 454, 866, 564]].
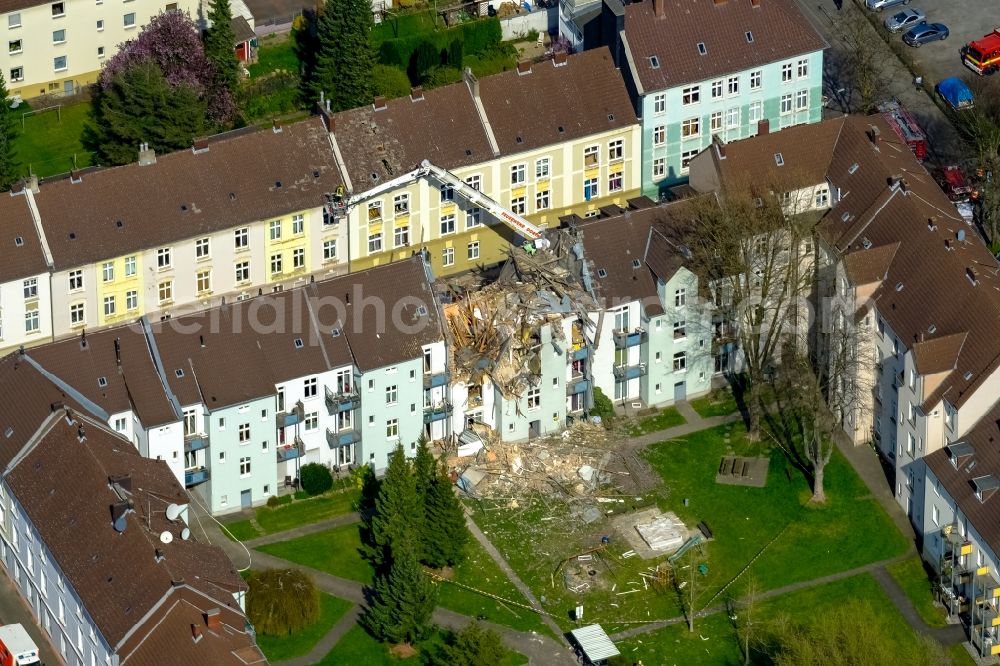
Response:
[[963, 29, 1000, 76], [0, 625, 41, 666], [878, 99, 929, 161]]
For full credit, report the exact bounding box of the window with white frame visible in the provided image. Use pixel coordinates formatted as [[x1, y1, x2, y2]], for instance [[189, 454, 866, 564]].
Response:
[[239, 457, 251, 477], [323, 240, 337, 261], [675, 288, 686, 307], [301, 412, 317, 431], [727, 76, 739, 95], [124, 12, 136, 28], [53, 55, 67, 71], [653, 93, 666, 114], [797, 58, 809, 78], [511, 196, 526, 215], [158, 280, 172, 304], [535, 158, 550, 180], [726, 107, 740, 128], [710, 111, 723, 134], [103, 296, 115, 317], [780, 93, 793, 114], [292, 248, 304, 269], [680, 149, 699, 174], [269, 220, 281, 240], [385, 385, 397, 405], [442, 247, 455, 267], [70, 303, 84, 325], [24, 309, 38, 333], [583, 177, 599, 200], [394, 225, 409, 248], [681, 117, 700, 138], [932, 504, 939, 526], [608, 172, 622, 193], [682, 85, 700, 105], [304, 377, 317, 398], [510, 164, 526, 185], [673, 320, 686, 339], [465, 174, 481, 190], [8, 13, 20, 28], [238, 423, 250, 442], [368, 201, 382, 222], [393, 193, 409, 215], [749, 100, 762, 124], [673, 352, 687, 372], [52, 29, 65, 44], [584, 145, 599, 167], [468, 241, 480, 260], [126, 290, 138, 310], [439, 183, 454, 202], [711, 80, 723, 99], [782, 62, 793, 82], [102, 262, 114, 282], [815, 187, 829, 207], [157, 247, 171, 269], [235, 260, 250, 283], [652, 158, 665, 179], [68, 269, 83, 291], [440, 214, 456, 235], [9, 67, 22, 82], [527, 387, 540, 409], [749, 70, 762, 90], [195, 237, 209, 259], [196, 270, 211, 293], [368, 233, 382, 253], [234, 227, 249, 249], [292, 214, 304, 234], [386, 418, 398, 439], [23, 278, 37, 300], [536, 190, 549, 210], [653, 125, 665, 146], [466, 208, 481, 228], [795, 89, 808, 110], [270, 253, 283, 274], [608, 139, 624, 161]]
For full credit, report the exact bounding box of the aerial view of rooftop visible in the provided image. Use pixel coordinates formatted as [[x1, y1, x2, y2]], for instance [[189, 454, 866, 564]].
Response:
[[0, 0, 996, 663]]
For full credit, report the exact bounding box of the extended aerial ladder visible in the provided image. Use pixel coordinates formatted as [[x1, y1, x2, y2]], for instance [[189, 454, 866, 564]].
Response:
[[326, 159, 545, 242]]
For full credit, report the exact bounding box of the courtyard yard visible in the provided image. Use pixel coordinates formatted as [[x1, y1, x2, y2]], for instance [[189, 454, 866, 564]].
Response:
[[254, 592, 354, 662], [222, 485, 359, 541], [13, 101, 92, 178]]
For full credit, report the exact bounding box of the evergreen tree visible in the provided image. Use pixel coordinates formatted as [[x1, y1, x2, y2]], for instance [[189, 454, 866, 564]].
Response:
[[89, 61, 206, 165], [369, 444, 420, 571], [204, 0, 240, 94], [0, 74, 19, 190], [413, 434, 435, 501], [431, 622, 508, 666], [361, 536, 438, 645], [422, 461, 469, 569], [307, 0, 374, 110]]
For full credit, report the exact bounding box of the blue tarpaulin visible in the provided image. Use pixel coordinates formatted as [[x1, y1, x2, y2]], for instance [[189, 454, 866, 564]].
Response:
[[937, 77, 974, 110]]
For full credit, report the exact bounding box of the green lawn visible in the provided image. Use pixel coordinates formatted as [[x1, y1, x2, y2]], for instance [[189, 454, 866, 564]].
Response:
[[613, 573, 940, 665], [223, 487, 360, 541], [949, 643, 978, 666], [257, 522, 373, 584], [254, 593, 353, 662], [14, 101, 92, 178], [317, 625, 527, 665], [690, 388, 740, 418], [371, 10, 439, 45], [887, 557, 948, 628], [248, 34, 299, 78], [472, 422, 909, 632], [627, 406, 685, 436]]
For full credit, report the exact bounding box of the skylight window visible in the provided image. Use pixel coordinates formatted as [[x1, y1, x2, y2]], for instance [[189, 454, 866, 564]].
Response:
[[294, 338, 304, 349], [649, 55, 660, 69], [632, 259, 641, 269], [331, 328, 342, 338], [774, 153, 784, 167], [848, 163, 859, 174], [697, 42, 707, 56], [964, 371, 974, 381], [416, 305, 428, 316], [175, 369, 185, 378], [97, 377, 108, 388], [14, 236, 23, 246], [841, 212, 852, 223], [745, 31, 754, 43], [894, 282, 904, 292], [597, 268, 608, 278]]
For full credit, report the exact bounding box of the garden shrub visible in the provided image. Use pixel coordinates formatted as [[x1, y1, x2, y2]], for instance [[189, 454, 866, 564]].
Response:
[[373, 64, 412, 98], [247, 569, 319, 635], [300, 463, 333, 496]]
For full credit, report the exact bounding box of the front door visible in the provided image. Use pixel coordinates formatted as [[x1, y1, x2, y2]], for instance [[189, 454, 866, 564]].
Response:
[[529, 420, 540, 438], [240, 489, 252, 509], [673, 381, 686, 403], [63, 79, 74, 96]]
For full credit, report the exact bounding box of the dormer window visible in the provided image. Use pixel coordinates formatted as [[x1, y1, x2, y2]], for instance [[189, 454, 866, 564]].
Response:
[[946, 441, 975, 470], [973, 475, 1000, 503]]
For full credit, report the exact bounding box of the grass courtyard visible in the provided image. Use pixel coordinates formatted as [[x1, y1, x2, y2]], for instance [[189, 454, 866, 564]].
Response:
[[627, 406, 685, 436], [471, 422, 910, 633], [13, 101, 92, 178], [222, 486, 360, 542], [690, 387, 740, 419], [254, 592, 353, 662], [317, 624, 527, 665], [887, 556, 948, 628]]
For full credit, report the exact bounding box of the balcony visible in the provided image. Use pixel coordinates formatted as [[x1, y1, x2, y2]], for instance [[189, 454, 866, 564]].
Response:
[[566, 376, 590, 396], [277, 437, 304, 463], [613, 328, 646, 348], [325, 385, 360, 413], [569, 345, 590, 362], [423, 401, 452, 423], [276, 401, 304, 428], [327, 427, 361, 447], [423, 370, 450, 389], [184, 467, 209, 487], [613, 362, 647, 381], [184, 433, 209, 453]]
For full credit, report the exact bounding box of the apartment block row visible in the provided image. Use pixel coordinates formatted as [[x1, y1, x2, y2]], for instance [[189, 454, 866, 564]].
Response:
[[689, 113, 1000, 657], [0, 355, 263, 666]]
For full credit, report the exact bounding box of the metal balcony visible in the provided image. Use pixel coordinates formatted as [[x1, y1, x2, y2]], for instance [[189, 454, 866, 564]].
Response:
[[325, 385, 360, 413], [612, 328, 646, 348], [566, 376, 590, 396], [423, 402, 452, 423], [184, 433, 209, 453], [569, 345, 590, 362], [613, 363, 647, 380], [184, 467, 209, 487], [423, 370, 450, 389], [277, 438, 304, 463], [276, 401, 304, 428], [327, 427, 360, 447]]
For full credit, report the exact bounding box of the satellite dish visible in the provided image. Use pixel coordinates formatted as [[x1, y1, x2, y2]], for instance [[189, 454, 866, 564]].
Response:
[[159, 531, 173, 544], [180, 528, 190, 541], [165, 503, 181, 521]]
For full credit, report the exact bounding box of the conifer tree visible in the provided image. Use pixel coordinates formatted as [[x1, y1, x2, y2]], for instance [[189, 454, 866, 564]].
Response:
[[422, 462, 468, 569], [0, 74, 19, 190], [362, 536, 437, 645], [307, 0, 374, 110], [368, 444, 420, 571], [413, 434, 435, 502], [204, 0, 240, 94]]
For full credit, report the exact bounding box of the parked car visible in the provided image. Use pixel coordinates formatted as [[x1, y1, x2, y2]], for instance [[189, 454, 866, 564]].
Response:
[[904, 22, 949, 46], [884, 8, 925, 32], [866, 0, 910, 11], [936, 77, 975, 110]]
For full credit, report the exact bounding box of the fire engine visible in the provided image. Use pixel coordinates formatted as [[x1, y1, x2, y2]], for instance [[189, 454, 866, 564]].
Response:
[[877, 99, 928, 161], [963, 29, 1000, 76], [0, 625, 41, 666]]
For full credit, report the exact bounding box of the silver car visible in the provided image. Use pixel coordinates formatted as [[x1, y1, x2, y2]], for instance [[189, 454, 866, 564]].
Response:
[[867, 0, 909, 11], [885, 8, 926, 32]]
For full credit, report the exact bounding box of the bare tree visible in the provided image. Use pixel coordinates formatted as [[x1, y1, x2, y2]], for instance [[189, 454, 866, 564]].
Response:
[[837, 11, 888, 113], [674, 549, 705, 633], [734, 576, 762, 666]]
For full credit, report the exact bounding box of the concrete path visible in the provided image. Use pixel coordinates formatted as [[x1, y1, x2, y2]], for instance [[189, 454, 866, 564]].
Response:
[[275, 605, 363, 666], [626, 408, 744, 451], [870, 566, 966, 646]]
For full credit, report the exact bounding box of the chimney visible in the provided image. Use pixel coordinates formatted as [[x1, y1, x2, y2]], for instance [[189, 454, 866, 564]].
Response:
[[155, 548, 165, 563], [70, 169, 82, 184], [50, 401, 63, 412], [750, 0, 761, 6], [27, 175, 38, 194], [138, 142, 156, 166], [204, 608, 221, 632], [516, 60, 532, 75], [653, 0, 665, 17], [967, 267, 979, 285], [319, 104, 335, 133], [410, 86, 424, 102], [900, 179, 909, 194], [868, 125, 880, 146], [757, 118, 770, 135], [372, 96, 387, 111], [192, 137, 209, 154], [77, 425, 86, 442], [927, 217, 937, 231], [191, 624, 203, 643], [553, 51, 568, 67], [945, 238, 953, 251], [272, 119, 282, 133], [463, 67, 480, 99], [713, 133, 726, 159]]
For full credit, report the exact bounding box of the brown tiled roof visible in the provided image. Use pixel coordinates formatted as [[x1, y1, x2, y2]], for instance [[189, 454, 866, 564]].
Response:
[[5, 414, 248, 649], [477, 48, 637, 155], [35, 119, 341, 271], [331, 83, 491, 191], [623, 0, 826, 92], [312, 257, 443, 372], [911, 332, 968, 376], [841, 242, 899, 285], [28, 326, 179, 427], [151, 309, 276, 409], [713, 117, 846, 194], [120, 587, 266, 666], [0, 193, 49, 282], [925, 402, 1000, 558], [818, 114, 1000, 410], [0, 0, 51, 14]]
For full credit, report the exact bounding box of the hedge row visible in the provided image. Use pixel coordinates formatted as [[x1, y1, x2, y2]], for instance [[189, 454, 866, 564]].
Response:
[[377, 17, 502, 72]]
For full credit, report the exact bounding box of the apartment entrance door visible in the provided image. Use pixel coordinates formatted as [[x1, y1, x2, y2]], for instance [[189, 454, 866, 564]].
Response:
[[241, 489, 252, 509]]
